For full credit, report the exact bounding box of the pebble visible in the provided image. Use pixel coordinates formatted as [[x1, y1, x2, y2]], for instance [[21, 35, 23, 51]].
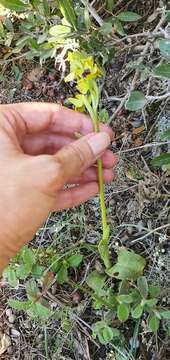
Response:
[[11, 329, 20, 337], [8, 315, 16, 324], [6, 309, 12, 318]]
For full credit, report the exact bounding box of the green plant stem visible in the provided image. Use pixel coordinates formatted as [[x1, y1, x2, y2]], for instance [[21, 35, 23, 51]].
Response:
[[92, 113, 111, 269]]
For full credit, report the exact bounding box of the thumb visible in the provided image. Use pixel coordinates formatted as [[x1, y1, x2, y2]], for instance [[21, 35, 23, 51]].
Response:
[[53, 132, 111, 189]]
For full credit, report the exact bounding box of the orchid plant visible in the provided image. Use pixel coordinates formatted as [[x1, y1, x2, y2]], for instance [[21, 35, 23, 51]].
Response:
[[65, 51, 111, 269]]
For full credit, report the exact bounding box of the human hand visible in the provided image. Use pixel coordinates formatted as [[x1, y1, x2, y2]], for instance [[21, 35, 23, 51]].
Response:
[[0, 103, 117, 271]]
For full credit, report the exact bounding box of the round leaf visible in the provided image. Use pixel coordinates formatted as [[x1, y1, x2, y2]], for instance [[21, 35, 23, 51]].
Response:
[[102, 326, 114, 343], [125, 91, 147, 111], [153, 64, 170, 79], [131, 304, 143, 319], [117, 303, 129, 322]]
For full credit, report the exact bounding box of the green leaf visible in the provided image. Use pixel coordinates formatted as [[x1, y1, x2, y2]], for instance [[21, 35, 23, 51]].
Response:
[[125, 91, 147, 111], [151, 153, 170, 167], [67, 254, 83, 268], [102, 326, 115, 343], [3, 267, 18, 287], [114, 18, 126, 36], [117, 303, 129, 322], [21, 246, 36, 268], [117, 294, 133, 304], [42, 0, 50, 16], [0, 0, 28, 11], [166, 11, 170, 22], [49, 24, 71, 38], [56, 0, 77, 30], [137, 276, 148, 298], [8, 299, 32, 311], [107, 249, 146, 281], [159, 38, 170, 57], [27, 302, 51, 320], [16, 264, 31, 280], [26, 280, 38, 299], [153, 64, 170, 79], [100, 22, 113, 35], [98, 108, 109, 123], [92, 321, 120, 345], [160, 311, 170, 320], [149, 285, 161, 297], [148, 315, 160, 332], [131, 304, 143, 319], [106, 0, 114, 12], [117, 12, 141, 22], [86, 271, 106, 295], [144, 298, 158, 307], [32, 264, 45, 279], [161, 129, 170, 140], [57, 264, 68, 284], [4, 18, 14, 32]]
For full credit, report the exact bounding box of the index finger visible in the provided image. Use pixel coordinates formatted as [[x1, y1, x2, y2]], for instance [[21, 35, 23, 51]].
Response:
[[4, 102, 113, 139]]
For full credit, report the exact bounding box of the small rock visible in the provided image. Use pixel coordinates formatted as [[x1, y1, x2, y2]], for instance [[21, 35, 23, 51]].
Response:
[[11, 329, 20, 337], [8, 315, 16, 324], [7, 346, 13, 355], [6, 309, 12, 318]]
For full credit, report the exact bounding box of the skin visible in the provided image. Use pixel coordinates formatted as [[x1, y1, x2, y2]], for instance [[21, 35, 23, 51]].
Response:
[[0, 103, 118, 273]]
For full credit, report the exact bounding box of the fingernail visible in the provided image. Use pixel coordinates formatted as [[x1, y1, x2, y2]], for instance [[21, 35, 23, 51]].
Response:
[[87, 132, 110, 157]]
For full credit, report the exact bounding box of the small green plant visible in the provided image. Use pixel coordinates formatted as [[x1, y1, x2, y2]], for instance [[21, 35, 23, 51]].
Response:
[[151, 128, 170, 170], [3, 245, 83, 320], [86, 249, 170, 342]]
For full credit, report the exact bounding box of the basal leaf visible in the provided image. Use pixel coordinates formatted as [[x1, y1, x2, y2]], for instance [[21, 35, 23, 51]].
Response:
[[159, 38, 170, 57], [8, 299, 32, 311], [117, 303, 129, 322], [3, 267, 18, 288], [148, 315, 160, 332], [161, 129, 170, 140], [26, 280, 38, 299], [131, 304, 143, 319], [21, 246, 36, 268], [100, 22, 113, 35], [27, 302, 51, 320], [0, 0, 28, 11], [151, 153, 170, 167], [86, 271, 106, 295], [107, 249, 146, 281], [153, 64, 170, 79], [57, 264, 68, 284], [125, 91, 147, 111], [67, 254, 83, 268], [149, 285, 161, 297], [137, 276, 148, 298], [117, 294, 133, 304], [160, 311, 170, 320], [117, 11, 141, 22]]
